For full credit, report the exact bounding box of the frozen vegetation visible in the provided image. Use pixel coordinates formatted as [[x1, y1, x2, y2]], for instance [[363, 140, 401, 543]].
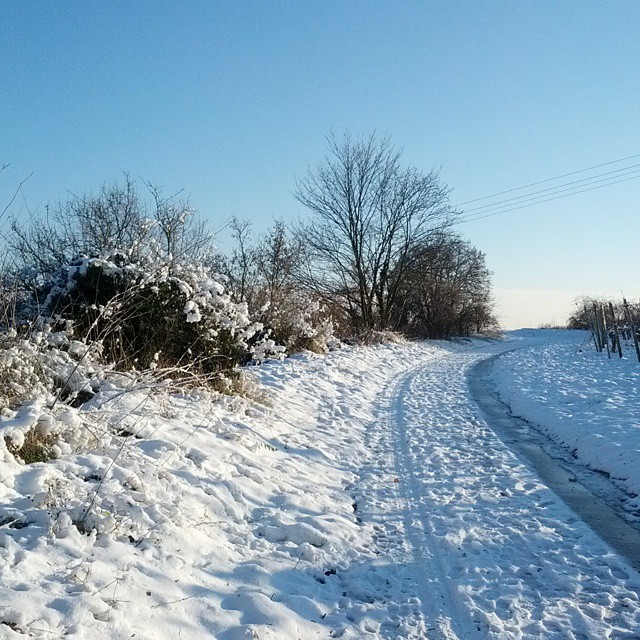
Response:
[[1, 330, 640, 639]]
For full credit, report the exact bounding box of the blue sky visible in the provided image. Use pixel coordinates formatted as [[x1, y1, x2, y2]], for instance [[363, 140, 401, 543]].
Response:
[[2, 1, 639, 328]]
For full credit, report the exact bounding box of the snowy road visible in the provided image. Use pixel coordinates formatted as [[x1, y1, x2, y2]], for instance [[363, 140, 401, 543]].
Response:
[[357, 342, 640, 639], [470, 355, 640, 574]]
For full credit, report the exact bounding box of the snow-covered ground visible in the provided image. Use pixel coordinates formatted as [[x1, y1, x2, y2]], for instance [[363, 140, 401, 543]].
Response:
[[1, 333, 640, 639], [492, 329, 640, 516]]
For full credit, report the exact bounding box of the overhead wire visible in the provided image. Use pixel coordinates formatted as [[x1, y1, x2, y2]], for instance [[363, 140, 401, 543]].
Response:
[[453, 153, 640, 225], [453, 152, 640, 207], [461, 163, 640, 215], [456, 172, 640, 225]]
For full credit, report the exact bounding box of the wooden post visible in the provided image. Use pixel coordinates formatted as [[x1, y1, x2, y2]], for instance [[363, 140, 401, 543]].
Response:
[[609, 302, 623, 358], [623, 298, 640, 363], [601, 304, 611, 358], [585, 304, 599, 352], [592, 303, 603, 352]]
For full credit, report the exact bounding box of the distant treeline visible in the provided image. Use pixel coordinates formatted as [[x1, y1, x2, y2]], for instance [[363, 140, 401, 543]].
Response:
[[0, 132, 497, 382]]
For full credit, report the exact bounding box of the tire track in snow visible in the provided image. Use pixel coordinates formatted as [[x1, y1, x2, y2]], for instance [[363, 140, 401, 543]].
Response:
[[382, 345, 640, 639], [353, 354, 445, 640], [389, 361, 483, 640], [469, 354, 640, 574]]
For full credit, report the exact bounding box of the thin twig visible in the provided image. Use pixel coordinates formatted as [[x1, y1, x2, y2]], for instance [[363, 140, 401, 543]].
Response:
[[1, 171, 33, 220], [151, 586, 214, 609]]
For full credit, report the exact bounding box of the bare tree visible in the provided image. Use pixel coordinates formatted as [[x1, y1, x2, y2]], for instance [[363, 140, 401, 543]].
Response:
[[1, 164, 32, 224], [216, 217, 258, 306], [392, 232, 496, 338], [217, 218, 306, 316], [255, 220, 304, 312], [145, 182, 215, 265], [295, 132, 456, 332], [9, 176, 215, 281], [216, 218, 330, 350], [10, 176, 148, 277]]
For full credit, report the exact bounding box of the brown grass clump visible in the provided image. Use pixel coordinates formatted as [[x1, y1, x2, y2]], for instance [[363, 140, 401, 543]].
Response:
[[5, 428, 57, 464]]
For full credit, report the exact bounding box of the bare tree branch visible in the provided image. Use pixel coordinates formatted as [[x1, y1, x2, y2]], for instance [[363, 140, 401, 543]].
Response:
[[295, 132, 457, 332], [1, 170, 33, 221]]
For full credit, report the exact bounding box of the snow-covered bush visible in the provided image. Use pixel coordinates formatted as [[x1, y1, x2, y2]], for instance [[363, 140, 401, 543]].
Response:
[[0, 256, 283, 466], [0, 326, 103, 410], [257, 294, 338, 353], [0, 325, 109, 463], [38, 252, 280, 375]]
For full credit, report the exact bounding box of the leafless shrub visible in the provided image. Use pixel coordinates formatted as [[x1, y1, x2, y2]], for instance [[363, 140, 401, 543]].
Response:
[[216, 218, 337, 353], [9, 175, 215, 287]]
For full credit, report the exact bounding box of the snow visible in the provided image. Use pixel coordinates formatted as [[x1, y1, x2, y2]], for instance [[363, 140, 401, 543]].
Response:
[[492, 329, 640, 516], [1, 332, 640, 638]]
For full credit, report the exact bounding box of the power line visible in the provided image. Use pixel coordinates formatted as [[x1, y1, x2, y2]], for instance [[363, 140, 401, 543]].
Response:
[[461, 162, 640, 215], [453, 152, 640, 208], [458, 167, 640, 219], [456, 172, 640, 225], [458, 173, 640, 224]]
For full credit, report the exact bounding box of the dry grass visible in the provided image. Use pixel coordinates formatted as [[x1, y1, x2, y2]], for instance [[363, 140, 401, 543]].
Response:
[[345, 330, 406, 346], [5, 427, 57, 464]]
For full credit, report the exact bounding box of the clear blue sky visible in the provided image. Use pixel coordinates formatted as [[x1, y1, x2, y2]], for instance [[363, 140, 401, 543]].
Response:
[[2, 1, 639, 327]]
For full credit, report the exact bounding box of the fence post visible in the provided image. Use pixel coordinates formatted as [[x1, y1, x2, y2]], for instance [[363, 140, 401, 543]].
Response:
[[623, 298, 640, 363], [585, 304, 599, 352], [592, 303, 603, 352], [600, 304, 611, 358], [609, 301, 623, 358]]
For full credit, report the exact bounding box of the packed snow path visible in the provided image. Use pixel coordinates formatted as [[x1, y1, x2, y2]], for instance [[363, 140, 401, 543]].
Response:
[[358, 342, 640, 639], [470, 355, 640, 574], [2, 335, 640, 639]]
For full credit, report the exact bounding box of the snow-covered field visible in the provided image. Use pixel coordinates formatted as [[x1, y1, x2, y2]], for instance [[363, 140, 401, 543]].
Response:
[[1, 332, 640, 639], [493, 330, 640, 516]]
